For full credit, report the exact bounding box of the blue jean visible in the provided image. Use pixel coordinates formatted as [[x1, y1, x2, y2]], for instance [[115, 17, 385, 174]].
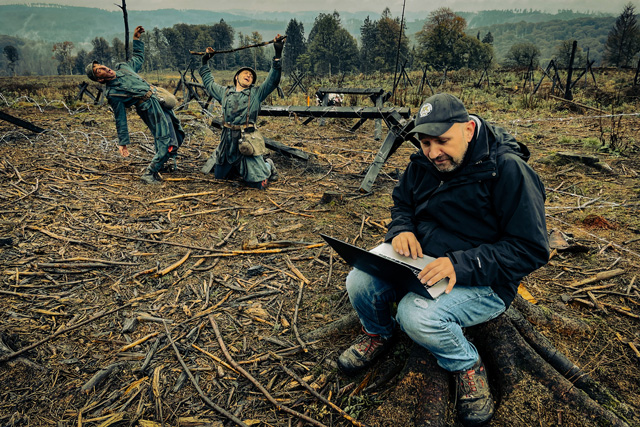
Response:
[[345, 268, 506, 372]]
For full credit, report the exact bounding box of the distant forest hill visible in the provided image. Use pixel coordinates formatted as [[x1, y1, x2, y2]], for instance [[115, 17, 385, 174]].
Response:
[[0, 4, 614, 46], [0, 4, 617, 75], [468, 16, 616, 64]]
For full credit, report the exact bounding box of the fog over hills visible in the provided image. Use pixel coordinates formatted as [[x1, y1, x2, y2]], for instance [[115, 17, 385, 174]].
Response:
[[0, 0, 630, 13], [0, 3, 614, 49]]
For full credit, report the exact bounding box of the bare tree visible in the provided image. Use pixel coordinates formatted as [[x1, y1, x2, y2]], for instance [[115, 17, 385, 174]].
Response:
[[116, 0, 130, 60]]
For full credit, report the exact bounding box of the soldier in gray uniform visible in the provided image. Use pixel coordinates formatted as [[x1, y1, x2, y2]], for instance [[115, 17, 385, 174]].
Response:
[[198, 35, 283, 190], [86, 25, 185, 184]]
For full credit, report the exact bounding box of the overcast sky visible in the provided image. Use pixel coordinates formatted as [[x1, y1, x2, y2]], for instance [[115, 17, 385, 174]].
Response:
[[0, 0, 630, 14]]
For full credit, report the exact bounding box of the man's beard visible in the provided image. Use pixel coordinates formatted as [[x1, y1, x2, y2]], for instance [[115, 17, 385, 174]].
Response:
[[429, 153, 464, 173]]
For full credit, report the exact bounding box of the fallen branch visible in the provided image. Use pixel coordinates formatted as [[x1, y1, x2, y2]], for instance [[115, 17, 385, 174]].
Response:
[[151, 191, 220, 203], [569, 269, 626, 287], [281, 364, 371, 427], [26, 225, 97, 249], [0, 302, 132, 363], [267, 196, 314, 218], [163, 322, 249, 427], [292, 282, 308, 353], [119, 332, 159, 352], [156, 251, 191, 277], [549, 94, 608, 114], [572, 298, 639, 319], [209, 315, 328, 427], [285, 255, 311, 284], [179, 206, 243, 218], [81, 362, 125, 393], [8, 178, 38, 205], [0, 289, 60, 300]]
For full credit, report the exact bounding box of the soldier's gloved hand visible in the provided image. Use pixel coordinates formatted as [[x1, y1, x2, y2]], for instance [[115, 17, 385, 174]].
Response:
[[202, 47, 215, 65], [273, 35, 284, 59]]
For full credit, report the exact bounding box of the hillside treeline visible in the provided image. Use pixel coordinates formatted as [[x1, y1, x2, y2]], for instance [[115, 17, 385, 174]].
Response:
[[1, 5, 638, 77]]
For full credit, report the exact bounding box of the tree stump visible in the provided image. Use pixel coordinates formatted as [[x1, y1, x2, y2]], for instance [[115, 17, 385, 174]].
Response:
[[336, 296, 639, 426]]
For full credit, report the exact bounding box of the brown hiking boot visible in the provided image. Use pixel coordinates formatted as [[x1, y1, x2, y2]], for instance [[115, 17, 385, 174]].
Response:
[[456, 357, 495, 426], [337, 329, 391, 375]]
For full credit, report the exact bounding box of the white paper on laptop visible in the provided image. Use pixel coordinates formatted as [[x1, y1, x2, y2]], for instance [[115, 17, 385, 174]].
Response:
[[369, 242, 449, 298]]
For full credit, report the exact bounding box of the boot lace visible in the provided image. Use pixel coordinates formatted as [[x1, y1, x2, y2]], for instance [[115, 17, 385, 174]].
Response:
[[354, 330, 385, 356]]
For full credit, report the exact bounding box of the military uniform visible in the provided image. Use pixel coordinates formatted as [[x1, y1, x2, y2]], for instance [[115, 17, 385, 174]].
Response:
[[105, 39, 184, 174], [199, 58, 281, 187]]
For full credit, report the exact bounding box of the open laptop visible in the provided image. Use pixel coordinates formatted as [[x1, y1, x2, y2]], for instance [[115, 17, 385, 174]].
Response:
[[321, 234, 448, 299]]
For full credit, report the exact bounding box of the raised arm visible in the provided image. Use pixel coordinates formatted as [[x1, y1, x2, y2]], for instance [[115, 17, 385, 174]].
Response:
[[126, 26, 146, 73], [255, 35, 283, 102], [198, 47, 227, 102]]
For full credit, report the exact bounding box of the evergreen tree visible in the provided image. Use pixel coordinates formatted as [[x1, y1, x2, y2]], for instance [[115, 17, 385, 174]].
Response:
[[73, 49, 89, 75], [283, 19, 306, 75], [604, 3, 640, 67], [360, 16, 378, 73], [235, 32, 268, 71], [376, 8, 409, 73], [90, 37, 112, 67], [482, 32, 494, 45], [307, 12, 358, 76], [149, 27, 170, 71], [360, 10, 409, 74], [208, 19, 235, 71], [111, 37, 126, 64]]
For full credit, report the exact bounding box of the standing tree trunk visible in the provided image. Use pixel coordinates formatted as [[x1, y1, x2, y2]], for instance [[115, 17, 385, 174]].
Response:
[[117, 0, 130, 61]]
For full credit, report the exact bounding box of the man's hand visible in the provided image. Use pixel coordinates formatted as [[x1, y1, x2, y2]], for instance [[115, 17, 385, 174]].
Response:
[[133, 26, 145, 40], [418, 257, 457, 294], [118, 145, 130, 157], [392, 231, 423, 260], [202, 47, 215, 65], [273, 34, 284, 59]]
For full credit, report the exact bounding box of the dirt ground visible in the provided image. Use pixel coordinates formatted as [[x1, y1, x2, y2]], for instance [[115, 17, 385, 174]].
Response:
[[1, 78, 639, 427]]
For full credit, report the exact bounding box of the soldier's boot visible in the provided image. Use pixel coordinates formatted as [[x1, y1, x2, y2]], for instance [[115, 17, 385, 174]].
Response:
[[141, 169, 163, 185], [266, 158, 279, 182], [202, 154, 216, 174]]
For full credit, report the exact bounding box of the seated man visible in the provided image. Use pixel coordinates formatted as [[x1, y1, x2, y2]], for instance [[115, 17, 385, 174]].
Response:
[[337, 93, 549, 426], [198, 36, 283, 190], [86, 25, 184, 184]]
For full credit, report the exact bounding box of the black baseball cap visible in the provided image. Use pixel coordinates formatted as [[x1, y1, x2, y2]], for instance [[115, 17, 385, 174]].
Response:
[[408, 93, 470, 137]]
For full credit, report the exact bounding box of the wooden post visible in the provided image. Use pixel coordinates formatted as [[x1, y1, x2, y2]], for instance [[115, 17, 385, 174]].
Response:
[[374, 93, 383, 140], [0, 111, 46, 133], [564, 40, 577, 101]]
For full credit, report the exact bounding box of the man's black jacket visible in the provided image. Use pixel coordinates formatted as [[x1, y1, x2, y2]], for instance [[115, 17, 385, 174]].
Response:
[[385, 116, 549, 307]]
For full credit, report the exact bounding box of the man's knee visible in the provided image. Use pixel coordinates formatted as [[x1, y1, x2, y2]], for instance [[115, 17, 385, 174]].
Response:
[[397, 295, 444, 335], [345, 269, 374, 296]]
